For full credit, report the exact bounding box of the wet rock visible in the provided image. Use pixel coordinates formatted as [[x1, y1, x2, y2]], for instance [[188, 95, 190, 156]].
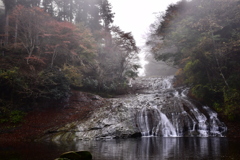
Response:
[[42, 101, 141, 141], [41, 76, 227, 142], [57, 151, 92, 160]]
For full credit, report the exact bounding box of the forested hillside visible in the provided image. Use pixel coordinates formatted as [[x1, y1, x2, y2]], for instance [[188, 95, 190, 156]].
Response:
[[146, 0, 240, 120], [0, 0, 140, 123]]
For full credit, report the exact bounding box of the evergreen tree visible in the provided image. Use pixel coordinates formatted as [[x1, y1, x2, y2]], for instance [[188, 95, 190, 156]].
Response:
[[99, 0, 114, 31], [42, 0, 55, 16]]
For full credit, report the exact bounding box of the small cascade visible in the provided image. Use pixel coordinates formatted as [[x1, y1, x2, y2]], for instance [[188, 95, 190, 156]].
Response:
[[136, 105, 177, 137], [158, 112, 177, 137], [134, 76, 227, 137], [203, 106, 227, 136], [138, 107, 152, 136]]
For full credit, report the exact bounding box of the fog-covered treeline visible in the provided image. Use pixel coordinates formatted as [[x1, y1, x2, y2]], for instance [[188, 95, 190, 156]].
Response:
[[0, 0, 140, 121], [146, 0, 240, 120]]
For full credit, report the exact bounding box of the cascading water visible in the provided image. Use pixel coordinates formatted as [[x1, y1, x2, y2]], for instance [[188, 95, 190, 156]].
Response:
[[134, 76, 227, 137], [42, 76, 228, 141]]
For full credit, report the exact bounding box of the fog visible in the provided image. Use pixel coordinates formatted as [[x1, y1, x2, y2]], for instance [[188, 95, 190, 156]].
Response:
[[143, 54, 177, 77], [0, 1, 3, 9], [109, 0, 180, 77]]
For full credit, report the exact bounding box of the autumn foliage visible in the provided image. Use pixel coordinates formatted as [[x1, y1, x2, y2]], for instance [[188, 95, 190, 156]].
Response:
[[0, 1, 140, 124]]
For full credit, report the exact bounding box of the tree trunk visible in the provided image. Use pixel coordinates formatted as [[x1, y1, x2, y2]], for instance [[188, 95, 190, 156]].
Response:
[[26, 46, 34, 64], [14, 16, 18, 48], [51, 46, 58, 68], [4, 12, 9, 46], [70, 0, 73, 22], [210, 26, 229, 88]]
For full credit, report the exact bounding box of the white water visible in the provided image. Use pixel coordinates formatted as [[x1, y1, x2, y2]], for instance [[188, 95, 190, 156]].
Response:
[[49, 76, 227, 141], [134, 76, 227, 137]]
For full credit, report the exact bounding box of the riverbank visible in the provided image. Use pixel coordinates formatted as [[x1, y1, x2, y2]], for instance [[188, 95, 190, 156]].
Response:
[[224, 120, 240, 139], [0, 91, 107, 143]]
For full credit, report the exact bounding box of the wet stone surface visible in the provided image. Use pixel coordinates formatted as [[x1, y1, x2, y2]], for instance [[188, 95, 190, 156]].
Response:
[[40, 76, 227, 142]]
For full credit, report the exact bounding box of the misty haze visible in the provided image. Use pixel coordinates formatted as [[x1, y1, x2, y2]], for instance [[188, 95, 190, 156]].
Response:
[[0, 0, 240, 160], [143, 54, 177, 77]]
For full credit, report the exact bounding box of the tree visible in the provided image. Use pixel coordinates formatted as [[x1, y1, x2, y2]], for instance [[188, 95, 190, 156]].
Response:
[[146, 0, 240, 120], [2, 0, 42, 46], [110, 26, 140, 79], [42, 0, 55, 16], [94, 26, 140, 93], [53, 0, 74, 22], [2, 0, 16, 45], [75, 0, 102, 30], [9, 5, 49, 64], [99, 0, 114, 31], [42, 21, 97, 68]]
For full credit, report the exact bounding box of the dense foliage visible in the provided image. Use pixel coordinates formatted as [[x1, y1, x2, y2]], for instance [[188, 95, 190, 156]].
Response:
[[146, 0, 240, 120], [0, 0, 140, 122]]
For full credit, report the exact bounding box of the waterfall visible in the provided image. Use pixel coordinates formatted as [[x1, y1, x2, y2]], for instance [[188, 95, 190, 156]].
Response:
[[136, 105, 177, 137], [134, 76, 227, 137], [44, 76, 228, 141]]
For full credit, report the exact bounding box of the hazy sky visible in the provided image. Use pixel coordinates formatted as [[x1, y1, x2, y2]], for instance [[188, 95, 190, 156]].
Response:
[[0, 1, 3, 9], [109, 0, 180, 76], [109, 0, 180, 46]]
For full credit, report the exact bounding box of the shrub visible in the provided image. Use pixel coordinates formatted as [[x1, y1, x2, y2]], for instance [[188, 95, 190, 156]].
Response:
[[0, 109, 26, 124], [63, 64, 83, 88], [36, 67, 70, 100]]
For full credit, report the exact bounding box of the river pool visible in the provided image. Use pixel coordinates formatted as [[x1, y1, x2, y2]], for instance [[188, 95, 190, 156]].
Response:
[[1, 137, 240, 160]]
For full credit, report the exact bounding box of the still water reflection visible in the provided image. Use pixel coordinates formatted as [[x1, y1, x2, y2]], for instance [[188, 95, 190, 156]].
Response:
[[74, 137, 229, 160], [1, 137, 240, 160]]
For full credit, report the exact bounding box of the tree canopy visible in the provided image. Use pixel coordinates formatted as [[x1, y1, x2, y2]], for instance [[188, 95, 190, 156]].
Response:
[[0, 0, 140, 121], [146, 0, 240, 120]]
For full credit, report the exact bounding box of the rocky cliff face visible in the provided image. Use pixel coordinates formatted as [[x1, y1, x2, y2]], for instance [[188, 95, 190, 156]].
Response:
[[42, 96, 142, 141]]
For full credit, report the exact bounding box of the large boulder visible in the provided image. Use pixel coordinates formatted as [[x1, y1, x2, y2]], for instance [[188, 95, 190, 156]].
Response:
[[47, 99, 141, 141], [55, 151, 92, 160]]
